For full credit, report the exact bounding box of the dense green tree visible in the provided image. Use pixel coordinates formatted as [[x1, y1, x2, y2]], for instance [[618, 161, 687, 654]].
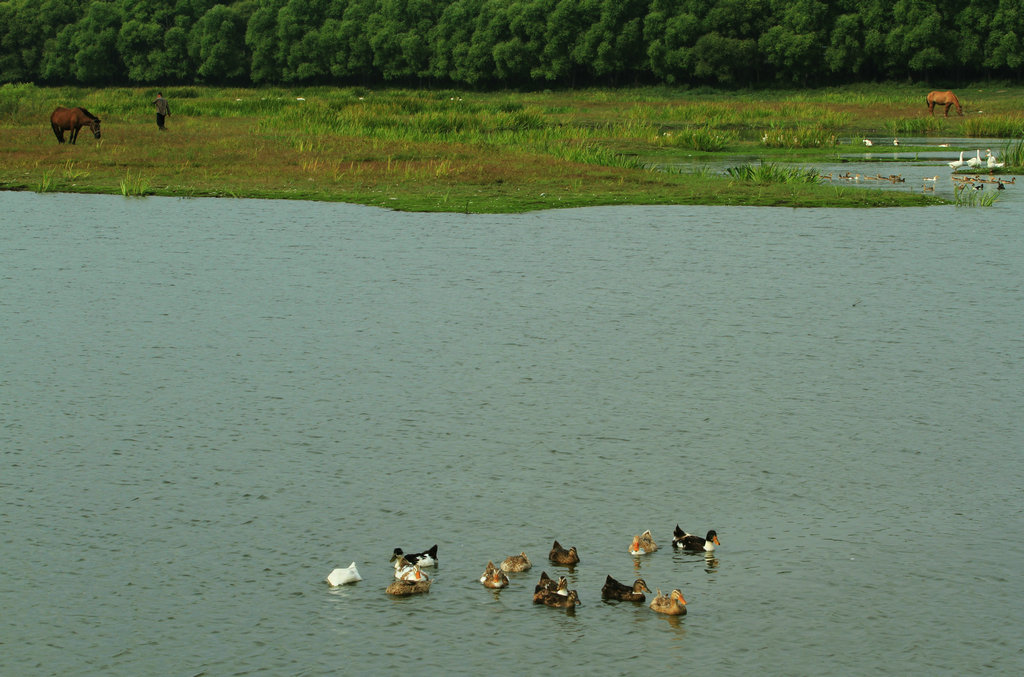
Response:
[[885, 0, 948, 77], [4, 0, 1024, 88], [534, 0, 589, 84], [759, 0, 830, 84], [984, 0, 1024, 75], [644, 0, 700, 85], [427, 0, 483, 82], [189, 3, 253, 83], [276, 0, 331, 81]]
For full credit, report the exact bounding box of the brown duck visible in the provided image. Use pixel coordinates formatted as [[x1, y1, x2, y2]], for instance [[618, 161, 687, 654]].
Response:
[[649, 589, 687, 615], [533, 588, 581, 608], [500, 552, 532, 573], [601, 575, 651, 602], [386, 578, 432, 596], [548, 540, 580, 565]]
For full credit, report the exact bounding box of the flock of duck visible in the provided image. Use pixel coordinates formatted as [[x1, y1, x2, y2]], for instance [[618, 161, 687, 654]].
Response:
[[325, 526, 720, 616], [840, 144, 1015, 192]]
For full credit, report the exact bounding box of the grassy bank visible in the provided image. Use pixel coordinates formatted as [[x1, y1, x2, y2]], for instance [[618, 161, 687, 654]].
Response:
[[4, 83, 1020, 211]]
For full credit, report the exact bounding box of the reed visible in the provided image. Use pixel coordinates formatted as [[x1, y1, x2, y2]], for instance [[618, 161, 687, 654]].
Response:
[[119, 169, 150, 197], [660, 126, 735, 151], [760, 126, 837, 149], [953, 184, 998, 207], [725, 162, 821, 184], [962, 115, 1024, 138], [998, 139, 1024, 167], [37, 169, 54, 192]]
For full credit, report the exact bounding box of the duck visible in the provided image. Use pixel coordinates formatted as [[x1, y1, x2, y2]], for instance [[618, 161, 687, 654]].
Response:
[[862, 139, 873, 146], [997, 180, 1006, 190], [325, 562, 362, 586], [672, 526, 720, 552], [391, 555, 430, 582], [893, 138, 900, 146], [649, 589, 687, 615], [948, 151, 965, 170], [628, 529, 658, 555], [534, 571, 569, 596], [479, 561, 509, 589], [386, 578, 432, 596], [601, 575, 651, 602], [548, 540, 580, 565], [967, 149, 984, 168], [533, 588, 581, 608], [923, 175, 938, 183], [987, 152, 1005, 169], [500, 552, 532, 573], [391, 545, 437, 568]]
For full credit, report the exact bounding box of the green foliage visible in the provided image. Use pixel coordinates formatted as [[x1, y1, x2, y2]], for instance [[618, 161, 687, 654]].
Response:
[[3, 0, 1024, 87]]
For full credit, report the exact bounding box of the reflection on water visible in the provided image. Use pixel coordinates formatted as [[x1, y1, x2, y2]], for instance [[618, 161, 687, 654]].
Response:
[[1, 190, 1021, 676]]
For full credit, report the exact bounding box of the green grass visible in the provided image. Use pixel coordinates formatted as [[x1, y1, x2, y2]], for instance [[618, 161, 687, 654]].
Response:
[[5, 82, 1008, 211]]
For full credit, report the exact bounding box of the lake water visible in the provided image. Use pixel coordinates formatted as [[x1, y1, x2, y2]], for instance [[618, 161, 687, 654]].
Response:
[[2, 189, 1022, 676]]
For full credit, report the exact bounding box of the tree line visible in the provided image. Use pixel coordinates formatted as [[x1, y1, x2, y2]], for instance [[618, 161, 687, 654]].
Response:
[[2, 0, 1023, 88]]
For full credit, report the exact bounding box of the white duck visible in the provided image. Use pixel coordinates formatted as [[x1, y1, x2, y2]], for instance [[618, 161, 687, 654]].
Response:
[[862, 139, 873, 146], [967, 149, 984, 168], [948, 151, 965, 170], [325, 562, 362, 586], [986, 150, 1005, 168]]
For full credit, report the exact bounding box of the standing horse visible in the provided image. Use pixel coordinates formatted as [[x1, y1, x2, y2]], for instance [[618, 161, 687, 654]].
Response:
[[50, 107, 102, 144], [927, 91, 963, 117]]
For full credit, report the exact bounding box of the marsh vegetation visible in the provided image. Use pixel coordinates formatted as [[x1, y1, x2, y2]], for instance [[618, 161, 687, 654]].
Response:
[[1, 83, 1021, 211]]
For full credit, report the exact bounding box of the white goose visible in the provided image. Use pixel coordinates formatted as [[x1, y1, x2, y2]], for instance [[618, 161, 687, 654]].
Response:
[[986, 150, 1005, 168], [967, 149, 984, 168], [948, 151, 965, 170]]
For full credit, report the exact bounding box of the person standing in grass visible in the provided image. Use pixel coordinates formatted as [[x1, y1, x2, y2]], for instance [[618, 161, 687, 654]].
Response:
[[153, 92, 170, 130]]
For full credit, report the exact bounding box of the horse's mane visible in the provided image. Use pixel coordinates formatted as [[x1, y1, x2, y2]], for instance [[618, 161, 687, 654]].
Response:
[[77, 107, 100, 121]]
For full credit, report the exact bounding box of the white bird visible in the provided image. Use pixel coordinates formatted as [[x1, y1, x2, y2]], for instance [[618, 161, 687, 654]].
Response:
[[986, 150, 1005, 168], [893, 138, 900, 146], [862, 139, 873, 146], [325, 562, 362, 586], [948, 151, 965, 170], [923, 175, 938, 183], [967, 150, 984, 168]]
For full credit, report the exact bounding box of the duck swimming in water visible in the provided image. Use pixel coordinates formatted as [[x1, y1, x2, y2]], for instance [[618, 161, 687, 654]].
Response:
[[500, 552, 532, 573], [601, 575, 651, 602], [672, 526, 721, 552], [548, 540, 580, 565], [628, 529, 658, 555], [391, 545, 438, 567], [386, 578, 432, 596], [533, 588, 581, 608], [649, 589, 687, 615], [325, 562, 362, 586], [479, 561, 509, 589], [534, 571, 568, 596], [391, 554, 430, 582]]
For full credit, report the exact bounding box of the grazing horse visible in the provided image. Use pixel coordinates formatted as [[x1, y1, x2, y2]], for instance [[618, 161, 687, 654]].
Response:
[[50, 107, 102, 144], [927, 91, 963, 117]]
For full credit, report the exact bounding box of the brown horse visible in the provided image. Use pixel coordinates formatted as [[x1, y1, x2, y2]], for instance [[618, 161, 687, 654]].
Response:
[[927, 91, 963, 117], [50, 107, 102, 144]]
